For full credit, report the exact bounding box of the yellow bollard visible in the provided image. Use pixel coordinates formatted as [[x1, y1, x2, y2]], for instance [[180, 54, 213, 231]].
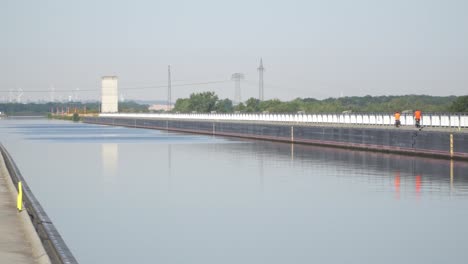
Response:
[[17, 181, 22, 212]]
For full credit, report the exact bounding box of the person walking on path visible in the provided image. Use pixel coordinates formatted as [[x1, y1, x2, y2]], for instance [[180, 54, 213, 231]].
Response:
[[414, 110, 422, 128], [394, 111, 401, 127]]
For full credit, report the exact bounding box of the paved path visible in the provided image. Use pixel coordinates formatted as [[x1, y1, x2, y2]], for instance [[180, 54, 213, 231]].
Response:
[[0, 155, 36, 263]]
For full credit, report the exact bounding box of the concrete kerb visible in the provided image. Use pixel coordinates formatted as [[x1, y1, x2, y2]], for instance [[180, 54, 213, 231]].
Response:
[[0, 152, 51, 264]]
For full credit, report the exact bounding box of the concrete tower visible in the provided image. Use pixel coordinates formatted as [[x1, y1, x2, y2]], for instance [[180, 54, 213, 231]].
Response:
[[258, 58, 265, 101], [101, 76, 118, 113]]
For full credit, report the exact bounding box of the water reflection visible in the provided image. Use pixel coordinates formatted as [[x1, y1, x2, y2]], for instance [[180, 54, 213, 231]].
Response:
[[167, 144, 172, 189], [101, 143, 118, 181], [451, 159, 454, 190], [415, 175, 421, 194], [290, 143, 294, 161], [259, 154, 264, 191], [209, 139, 468, 198], [394, 172, 400, 200]]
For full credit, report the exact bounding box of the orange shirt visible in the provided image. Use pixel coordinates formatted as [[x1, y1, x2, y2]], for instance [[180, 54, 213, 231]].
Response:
[[394, 112, 400, 120], [414, 111, 421, 119]]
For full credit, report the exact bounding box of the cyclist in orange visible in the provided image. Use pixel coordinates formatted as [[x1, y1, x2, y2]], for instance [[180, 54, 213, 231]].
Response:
[[414, 110, 422, 128], [394, 111, 401, 127]]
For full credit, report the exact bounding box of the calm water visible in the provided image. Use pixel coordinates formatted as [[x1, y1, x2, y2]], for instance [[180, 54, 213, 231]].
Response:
[[1, 118, 468, 264]]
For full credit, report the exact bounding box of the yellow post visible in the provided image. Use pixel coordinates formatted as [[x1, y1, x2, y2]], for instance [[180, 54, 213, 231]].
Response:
[[17, 181, 22, 212], [450, 134, 454, 158]]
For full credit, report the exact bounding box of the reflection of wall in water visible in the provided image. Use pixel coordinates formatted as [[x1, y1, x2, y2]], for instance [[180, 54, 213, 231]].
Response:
[[102, 143, 119, 180], [294, 143, 468, 195], [167, 144, 172, 189], [203, 140, 468, 195]]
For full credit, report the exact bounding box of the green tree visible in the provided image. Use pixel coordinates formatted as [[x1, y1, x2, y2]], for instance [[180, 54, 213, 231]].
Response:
[[72, 113, 80, 121], [259, 99, 282, 112], [173, 98, 191, 112], [245, 98, 261, 112], [234, 103, 246, 112], [214, 98, 233, 113], [119, 101, 149, 112], [188, 92, 218, 112], [449, 96, 468, 112]]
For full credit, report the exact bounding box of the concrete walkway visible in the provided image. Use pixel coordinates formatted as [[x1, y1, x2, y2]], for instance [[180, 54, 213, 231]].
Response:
[[0, 156, 36, 263]]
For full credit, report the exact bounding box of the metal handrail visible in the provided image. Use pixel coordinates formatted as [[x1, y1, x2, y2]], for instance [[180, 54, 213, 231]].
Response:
[[0, 143, 78, 264]]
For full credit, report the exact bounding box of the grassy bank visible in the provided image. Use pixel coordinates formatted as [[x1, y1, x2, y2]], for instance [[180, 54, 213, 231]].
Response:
[[48, 113, 82, 121]]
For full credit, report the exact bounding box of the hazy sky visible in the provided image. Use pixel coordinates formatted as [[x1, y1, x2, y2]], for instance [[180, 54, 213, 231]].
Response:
[[1, 0, 467, 102]]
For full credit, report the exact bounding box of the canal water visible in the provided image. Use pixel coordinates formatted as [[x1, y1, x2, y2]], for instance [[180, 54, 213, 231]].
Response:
[[1, 118, 468, 264]]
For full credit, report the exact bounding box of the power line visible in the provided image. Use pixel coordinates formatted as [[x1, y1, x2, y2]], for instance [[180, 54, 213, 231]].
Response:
[[0, 80, 230, 93]]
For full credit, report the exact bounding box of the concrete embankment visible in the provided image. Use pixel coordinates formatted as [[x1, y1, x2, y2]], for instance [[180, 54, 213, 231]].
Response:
[[0, 157, 41, 263], [83, 116, 468, 161], [0, 144, 78, 264]]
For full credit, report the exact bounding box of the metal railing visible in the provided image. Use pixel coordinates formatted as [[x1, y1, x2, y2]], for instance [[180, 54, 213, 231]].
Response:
[[100, 112, 468, 128], [0, 143, 78, 264]]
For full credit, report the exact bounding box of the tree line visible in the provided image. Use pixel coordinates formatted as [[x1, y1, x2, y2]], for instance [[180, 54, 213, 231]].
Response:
[[172, 92, 468, 113], [0, 101, 149, 115], [1, 94, 466, 115]]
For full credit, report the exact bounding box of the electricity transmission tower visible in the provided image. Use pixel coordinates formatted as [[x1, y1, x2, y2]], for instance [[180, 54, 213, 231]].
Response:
[[258, 58, 265, 101], [168, 65, 172, 111], [231, 73, 244, 104]]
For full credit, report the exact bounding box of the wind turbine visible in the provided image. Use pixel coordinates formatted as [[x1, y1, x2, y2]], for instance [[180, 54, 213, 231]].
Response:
[[16, 88, 24, 103]]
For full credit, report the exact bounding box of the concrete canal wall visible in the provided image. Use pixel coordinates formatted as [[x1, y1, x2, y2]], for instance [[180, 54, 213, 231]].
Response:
[[0, 144, 78, 264], [83, 116, 468, 161], [99, 112, 468, 128]]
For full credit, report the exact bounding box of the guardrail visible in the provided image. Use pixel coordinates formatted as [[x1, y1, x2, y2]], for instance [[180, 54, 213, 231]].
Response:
[[0, 144, 78, 264], [100, 112, 468, 128]]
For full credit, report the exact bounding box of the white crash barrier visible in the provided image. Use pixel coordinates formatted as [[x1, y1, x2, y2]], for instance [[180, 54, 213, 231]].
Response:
[[461, 116, 468, 127], [441, 116, 450, 126], [99, 113, 468, 128], [383, 115, 391, 125]]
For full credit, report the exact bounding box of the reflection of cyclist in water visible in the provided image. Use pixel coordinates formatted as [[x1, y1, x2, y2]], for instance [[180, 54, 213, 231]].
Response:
[[394, 111, 401, 127], [414, 110, 422, 128]]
